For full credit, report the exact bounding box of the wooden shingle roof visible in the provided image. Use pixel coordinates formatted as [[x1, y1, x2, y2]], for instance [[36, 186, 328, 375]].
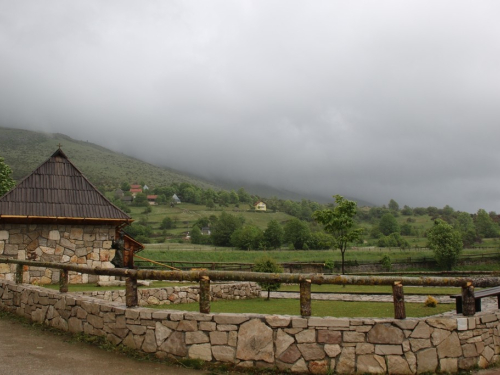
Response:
[[0, 149, 132, 224]]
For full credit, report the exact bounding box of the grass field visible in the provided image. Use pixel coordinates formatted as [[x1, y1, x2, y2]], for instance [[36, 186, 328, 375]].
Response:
[[151, 298, 452, 318], [139, 246, 500, 266]]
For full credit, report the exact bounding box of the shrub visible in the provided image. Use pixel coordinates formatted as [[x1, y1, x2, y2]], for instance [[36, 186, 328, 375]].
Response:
[[424, 295, 438, 308], [380, 255, 392, 271]]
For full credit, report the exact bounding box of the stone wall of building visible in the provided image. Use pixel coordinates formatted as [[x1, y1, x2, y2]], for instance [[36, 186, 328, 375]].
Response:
[[1, 280, 499, 374], [80, 282, 261, 306], [0, 224, 116, 283]]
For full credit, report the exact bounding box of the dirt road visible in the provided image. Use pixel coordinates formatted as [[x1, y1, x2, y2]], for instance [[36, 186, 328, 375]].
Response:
[[0, 316, 210, 375]]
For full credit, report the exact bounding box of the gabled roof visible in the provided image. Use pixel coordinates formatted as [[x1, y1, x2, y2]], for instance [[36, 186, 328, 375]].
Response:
[[0, 149, 132, 224]]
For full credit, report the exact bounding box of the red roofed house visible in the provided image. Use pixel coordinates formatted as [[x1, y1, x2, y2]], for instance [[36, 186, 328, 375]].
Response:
[[254, 201, 267, 212], [0, 149, 143, 284], [147, 195, 158, 205]]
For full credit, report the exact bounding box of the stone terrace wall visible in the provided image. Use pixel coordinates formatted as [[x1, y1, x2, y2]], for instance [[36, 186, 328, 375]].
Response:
[[80, 282, 261, 306], [0, 224, 116, 284], [1, 281, 499, 374]]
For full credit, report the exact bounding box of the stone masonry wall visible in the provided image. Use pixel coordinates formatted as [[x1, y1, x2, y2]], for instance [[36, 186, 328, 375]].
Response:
[[0, 224, 116, 284], [80, 282, 261, 306], [1, 280, 499, 374]]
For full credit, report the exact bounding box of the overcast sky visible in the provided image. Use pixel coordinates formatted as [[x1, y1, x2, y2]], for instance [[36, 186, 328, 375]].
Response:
[[1, 1, 499, 213]]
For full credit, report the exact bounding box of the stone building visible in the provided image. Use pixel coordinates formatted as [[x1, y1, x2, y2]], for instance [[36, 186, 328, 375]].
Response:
[[0, 148, 140, 283]]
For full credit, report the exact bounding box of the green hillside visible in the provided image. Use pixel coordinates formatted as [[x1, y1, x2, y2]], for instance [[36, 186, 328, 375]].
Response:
[[0, 126, 219, 190]]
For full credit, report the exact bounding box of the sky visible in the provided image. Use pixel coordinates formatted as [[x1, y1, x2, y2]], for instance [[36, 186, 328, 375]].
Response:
[[1, 1, 499, 213]]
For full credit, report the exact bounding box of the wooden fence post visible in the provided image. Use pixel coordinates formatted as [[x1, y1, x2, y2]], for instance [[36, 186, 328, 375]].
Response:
[[59, 269, 69, 293], [300, 279, 312, 317], [462, 282, 475, 316], [200, 276, 211, 314], [392, 281, 406, 319], [15, 263, 23, 284], [126, 277, 138, 307]]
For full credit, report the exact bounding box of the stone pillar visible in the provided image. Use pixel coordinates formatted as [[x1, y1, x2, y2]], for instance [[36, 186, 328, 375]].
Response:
[[300, 279, 312, 317]]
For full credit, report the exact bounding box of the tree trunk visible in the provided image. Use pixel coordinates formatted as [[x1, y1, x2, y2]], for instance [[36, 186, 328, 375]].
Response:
[[392, 281, 406, 319], [300, 280, 312, 317], [341, 250, 346, 274], [199, 276, 210, 313], [125, 277, 138, 307], [462, 282, 475, 316]]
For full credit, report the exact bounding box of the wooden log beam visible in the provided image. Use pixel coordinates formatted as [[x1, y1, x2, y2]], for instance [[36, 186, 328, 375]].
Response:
[[2, 258, 500, 288], [15, 263, 23, 284]]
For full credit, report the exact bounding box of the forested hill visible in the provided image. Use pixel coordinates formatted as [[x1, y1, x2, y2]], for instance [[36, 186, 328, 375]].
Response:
[[0, 127, 220, 190]]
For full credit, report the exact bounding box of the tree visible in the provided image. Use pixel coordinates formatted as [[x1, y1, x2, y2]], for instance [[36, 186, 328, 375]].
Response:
[[378, 213, 400, 236], [263, 220, 284, 249], [388, 199, 399, 212], [211, 212, 244, 247], [454, 212, 477, 247], [475, 209, 500, 238], [190, 225, 203, 244], [133, 192, 149, 207], [427, 219, 463, 270], [120, 182, 131, 191], [313, 195, 363, 274], [231, 225, 263, 250], [284, 218, 311, 250], [253, 256, 283, 300], [159, 216, 174, 230], [0, 157, 15, 197]]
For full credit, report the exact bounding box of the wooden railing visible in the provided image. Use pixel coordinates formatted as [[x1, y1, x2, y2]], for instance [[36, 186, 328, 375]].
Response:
[[1, 258, 498, 318]]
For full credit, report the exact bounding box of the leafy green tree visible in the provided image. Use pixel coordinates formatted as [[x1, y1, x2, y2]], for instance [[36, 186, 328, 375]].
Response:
[[400, 223, 414, 236], [190, 225, 203, 244], [263, 219, 284, 249], [454, 212, 477, 247], [237, 187, 251, 203], [159, 216, 174, 230], [377, 233, 410, 248], [378, 213, 400, 236], [401, 205, 413, 216], [306, 232, 333, 250], [388, 199, 399, 212], [284, 218, 311, 250], [0, 157, 15, 197], [229, 190, 239, 204], [427, 219, 463, 270], [231, 225, 263, 250], [120, 182, 131, 191], [133, 192, 149, 207], [211, 212, 244, 247], [313, 195, 363, 274], [475, 209, 500, 238], [253, 256, 283, 300]]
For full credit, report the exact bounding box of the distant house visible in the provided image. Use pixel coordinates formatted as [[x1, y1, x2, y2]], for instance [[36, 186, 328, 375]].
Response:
[[254, 201, 267, 211], [172, 194, 181, 204], [147, 195, 158, 205], [121, 195, 133, 204], [129, 188, 142, 197], [143, 184, 149, 191], [201, 227, 211, 235], [130, 184, 141, 190]]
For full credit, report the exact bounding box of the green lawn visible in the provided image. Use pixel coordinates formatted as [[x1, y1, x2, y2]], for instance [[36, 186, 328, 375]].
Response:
[[279, 284, 463, 295], [152, 298, 452, 318], [42, 281, 195, 292]]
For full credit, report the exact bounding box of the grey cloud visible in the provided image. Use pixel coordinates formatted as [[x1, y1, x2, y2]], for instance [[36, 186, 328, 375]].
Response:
[[1, 0, 500, 212]]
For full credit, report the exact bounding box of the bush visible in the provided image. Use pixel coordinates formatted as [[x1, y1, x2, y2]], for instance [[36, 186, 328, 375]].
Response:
[[424, 295, 438, 308], [380, 255, 392, 271]]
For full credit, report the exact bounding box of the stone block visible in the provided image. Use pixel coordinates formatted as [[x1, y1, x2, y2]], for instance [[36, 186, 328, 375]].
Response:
[[387, 355, 412, 374], [186, 331, 209, 344], [367, 323, 404, 344], [437, 332, 462, 358], [212, 345, 235, 362], [375, 344, 403, 355], [343, 331, 365, 343], [296, 328, 316, 343], [308, 359, 329, 374], [440, 358, 458, 373], [410, 321, 431, 338], [357, 354, 386, 374], [236, 319, 274, 363], [417, 347, 438, 373], [308, 317, 349, 328], [318, 330, 341, 344], [276, 329, 294, 357], [189, 343, 212, 361]]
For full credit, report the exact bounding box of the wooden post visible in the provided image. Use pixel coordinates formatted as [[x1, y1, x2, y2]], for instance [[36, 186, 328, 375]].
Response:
[[15, 263, 23, 284], [126, 276, 138, 307], [392, 281, 406, 319], [199, 276, 211, 314], [59, 269, 69, 293], [462, 282, 475, 316], [300, 279, 312, 317]]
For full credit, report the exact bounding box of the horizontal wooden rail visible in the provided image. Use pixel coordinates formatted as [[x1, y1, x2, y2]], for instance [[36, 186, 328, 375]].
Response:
[[2, 257, 499, 318]]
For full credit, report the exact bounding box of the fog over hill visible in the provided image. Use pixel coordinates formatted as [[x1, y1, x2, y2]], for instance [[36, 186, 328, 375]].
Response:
[[1, 1, 500, 213]]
